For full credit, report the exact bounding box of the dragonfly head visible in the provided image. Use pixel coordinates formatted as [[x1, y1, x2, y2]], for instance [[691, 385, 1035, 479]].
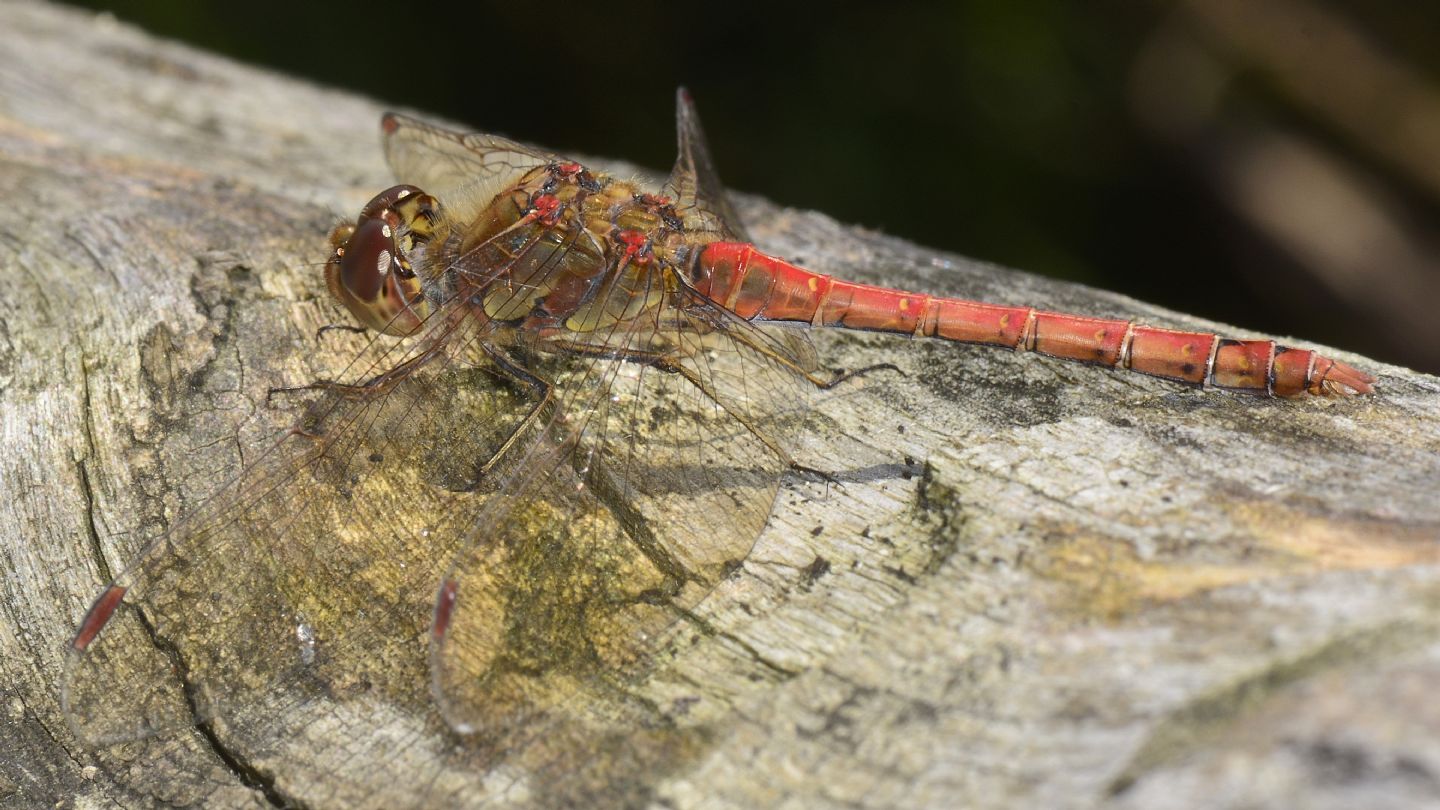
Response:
[[326, 184, 441, 336]]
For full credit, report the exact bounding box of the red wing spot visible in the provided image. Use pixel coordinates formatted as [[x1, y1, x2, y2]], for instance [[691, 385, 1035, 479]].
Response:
[[73, 584, 128, 652], [432, 578, 459, 642], [381, 113, 401, 135]]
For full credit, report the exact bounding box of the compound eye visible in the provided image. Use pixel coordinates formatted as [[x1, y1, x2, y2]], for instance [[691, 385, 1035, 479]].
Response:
[[360, 184, 426, 218], [336, 217, 395, 302]]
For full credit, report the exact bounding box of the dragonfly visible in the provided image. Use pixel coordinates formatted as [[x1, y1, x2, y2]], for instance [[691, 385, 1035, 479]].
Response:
[[63, 90, 1375, 759]]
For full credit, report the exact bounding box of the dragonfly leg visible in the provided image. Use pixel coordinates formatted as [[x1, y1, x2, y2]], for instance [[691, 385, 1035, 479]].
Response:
[[811, 363, 902, 391], [313, 322, 368, 341], [445, 345, 554, 493], [265, 340, 447, 406]]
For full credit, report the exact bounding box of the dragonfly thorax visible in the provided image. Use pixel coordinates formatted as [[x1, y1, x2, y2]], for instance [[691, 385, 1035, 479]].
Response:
[[427, 167, 691, 334]]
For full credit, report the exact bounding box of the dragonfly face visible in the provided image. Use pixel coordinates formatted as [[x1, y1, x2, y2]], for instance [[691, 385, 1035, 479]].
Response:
[[326, 184, 440, 335]]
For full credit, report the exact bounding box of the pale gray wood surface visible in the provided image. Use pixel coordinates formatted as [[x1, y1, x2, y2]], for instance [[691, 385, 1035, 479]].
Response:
[[1, 2, 1438, 807]]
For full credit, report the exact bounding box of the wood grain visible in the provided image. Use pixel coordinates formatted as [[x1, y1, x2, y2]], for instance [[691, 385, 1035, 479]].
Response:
[[1, 2, 1438, 807]]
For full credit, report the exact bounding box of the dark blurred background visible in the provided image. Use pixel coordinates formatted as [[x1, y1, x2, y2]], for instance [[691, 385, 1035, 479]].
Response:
[[61, 0, 1440, 373]]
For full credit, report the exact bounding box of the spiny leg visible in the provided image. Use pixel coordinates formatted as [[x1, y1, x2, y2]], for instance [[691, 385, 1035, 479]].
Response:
[[265, 338, 449, 407], [813, 363, 902, 391]]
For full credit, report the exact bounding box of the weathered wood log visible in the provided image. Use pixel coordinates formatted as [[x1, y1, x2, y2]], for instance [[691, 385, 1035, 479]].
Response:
[[2, 2, 1438, 808]]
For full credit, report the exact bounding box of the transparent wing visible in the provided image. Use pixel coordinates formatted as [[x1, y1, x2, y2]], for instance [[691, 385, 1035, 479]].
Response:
[[663, 88, 752, 242], [66, 109, 816, 798], [428, 262, 818, 749], [382, 112, 559, 228], [61, 290, 538, 756]]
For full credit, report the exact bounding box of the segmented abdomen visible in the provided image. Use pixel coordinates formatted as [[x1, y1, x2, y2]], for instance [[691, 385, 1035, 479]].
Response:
[[692, 242, 1375, 397]]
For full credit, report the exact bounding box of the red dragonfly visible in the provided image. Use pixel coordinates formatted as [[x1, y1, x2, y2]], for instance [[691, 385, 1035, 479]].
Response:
[[64, 91, 1374, 756]]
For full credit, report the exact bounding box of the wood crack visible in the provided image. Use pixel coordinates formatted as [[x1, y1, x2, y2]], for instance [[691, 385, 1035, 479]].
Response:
[[77, 362, 298, 810]]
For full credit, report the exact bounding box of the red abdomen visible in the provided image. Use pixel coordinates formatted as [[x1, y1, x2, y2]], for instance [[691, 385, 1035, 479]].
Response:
[[692, 242, 1374, 397]]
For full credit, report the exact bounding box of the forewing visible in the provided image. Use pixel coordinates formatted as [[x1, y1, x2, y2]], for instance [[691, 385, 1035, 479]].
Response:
[[663, 88, 752, 242], [382, 112, 557, 228]]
